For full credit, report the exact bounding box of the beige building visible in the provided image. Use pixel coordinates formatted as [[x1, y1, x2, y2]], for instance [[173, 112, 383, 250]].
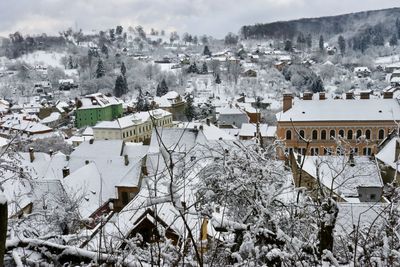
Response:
[[93, 109, 173, 144], [276, 91, 400, 158]]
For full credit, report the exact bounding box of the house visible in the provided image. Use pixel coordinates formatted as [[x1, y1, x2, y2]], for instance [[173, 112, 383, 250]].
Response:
[[153, 91, 186, 120], [326, 46, 337, 55], [375, 133, 400, 184], [354, 67, 371, 78], [0, 115, 53, 138], [290, 152, 384, 203], [239, 123, 276, 143], [276, 92, 400, 158], [75, 93, 123, 128], [216, 105, 250, 128], [93, 109, 173, 144], [243, 69, 257, 77], [33, 81, 51, 94]]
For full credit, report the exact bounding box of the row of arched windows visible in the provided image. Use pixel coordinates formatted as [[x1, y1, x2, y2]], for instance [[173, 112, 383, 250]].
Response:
[[286, 128, 386, 141]]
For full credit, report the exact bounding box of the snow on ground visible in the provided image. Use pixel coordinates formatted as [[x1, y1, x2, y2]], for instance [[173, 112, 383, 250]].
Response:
[[14, 51, 66, 68]]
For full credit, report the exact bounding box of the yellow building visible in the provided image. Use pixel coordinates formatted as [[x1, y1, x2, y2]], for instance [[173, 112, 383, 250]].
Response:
[[93, 109, 173, 144], [276, 92, 400, 158]]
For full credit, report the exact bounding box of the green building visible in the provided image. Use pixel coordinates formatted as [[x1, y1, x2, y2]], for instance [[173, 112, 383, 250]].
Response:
[[75, 93, 123, 128]]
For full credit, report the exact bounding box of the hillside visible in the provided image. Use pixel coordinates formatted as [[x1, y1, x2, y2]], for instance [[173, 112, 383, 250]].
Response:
[[240, 7, 400, 41]]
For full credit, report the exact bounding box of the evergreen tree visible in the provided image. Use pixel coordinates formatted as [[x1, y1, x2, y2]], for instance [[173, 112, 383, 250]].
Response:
[[116, 25, 123, 35], [109, 29, 115, 41], [184, 93, 196, 121], [396, 18, 400, 38], [156, 79, 169, 96], [188, 63, 199, 74], [201, 62, 208, 74], [203, 45, 212, 57], [390, 34, 398, 46], [319, 35, 324, 52], [114, 75, 125, 97], [96, 59, 105, 78], [338, 35, 346, 54], [68, 56, 74, 69], [215, 73, 221, 84], [136, 86, 145, 111], [311, 76, 324, 93], [306, 34, 312, 48], [101, 44, 109, 58], [284, 40, 292, 52], [121, 62, 126, 77]]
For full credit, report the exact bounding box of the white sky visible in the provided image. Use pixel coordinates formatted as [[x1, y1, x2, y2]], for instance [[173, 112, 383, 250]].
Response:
[[0, 0, 399, 38]]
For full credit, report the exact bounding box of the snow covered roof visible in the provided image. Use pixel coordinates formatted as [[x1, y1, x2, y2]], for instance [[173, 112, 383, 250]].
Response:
[[376, 137, 400, 172], [1, 119, 52, 133], [354, 67, 371, 73], [277, 99, 400, 122], [299, 154, 383, 199], [177, 122, 236, 141], [239, 123, 269, 137], [41, 112, 61, 124], [77, 93, 123, 110]]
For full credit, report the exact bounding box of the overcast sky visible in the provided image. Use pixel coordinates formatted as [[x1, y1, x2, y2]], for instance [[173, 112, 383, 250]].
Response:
[[1, 0, 399, 38]]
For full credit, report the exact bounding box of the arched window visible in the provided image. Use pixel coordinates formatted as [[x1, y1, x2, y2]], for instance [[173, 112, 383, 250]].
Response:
[[321, 130, 327, 140], [356, 129, 362, 138], [312, 130, 318, 140], [347, 130, 353, 140], [379, 129, 385, 140], [286, 130, 292, 140], [365, 129, 371, 140], [330, 130, 336, 139], [339, 129, 344, 138], [299, 130, 305, 139]]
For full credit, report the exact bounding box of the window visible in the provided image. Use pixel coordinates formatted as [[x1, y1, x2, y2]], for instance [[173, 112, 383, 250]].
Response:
[[312, 130, 318, 140], [311, 147, 319, 156], [121, 191, 129, 205], [336, 147, 344, 155], [339, 129, 344, 138], [347, 130, 353, 140], [298, 148, 306, 155], [378, 129, 385, 140], [370, 194, 376, 201], [286, 130, 292, 140], [324, 147, 332, 155], [363, 147, 372, 156], [321, 130, 327, 140], [330, 130, 336, 139], [299, 130, 305, 139], [356, 129, 362, 139], [352, 147, 359, 155], [365, 129, 371, 140]]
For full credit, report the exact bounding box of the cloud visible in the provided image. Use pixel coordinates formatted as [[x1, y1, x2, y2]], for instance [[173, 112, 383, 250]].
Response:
[[0, 0, 399, 38]]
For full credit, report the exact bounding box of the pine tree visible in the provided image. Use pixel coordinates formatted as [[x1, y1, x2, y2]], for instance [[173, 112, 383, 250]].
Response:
[[319, 35, 324, 52], [96, 59, 105, 78], [156, 79, 169, 96], [136, 86, 145, 111], [114, 75, 125, 97], [121, 62, 126, 77], [203, 45, 211, 57], [338, 35, 346, 54], [68, 56, 74, 69], [101, 44, 109, 58], [215, 73, 221, 84], [396, 18, 400, 38], [284, 40, 292, 52], [306, 34, 312, 48], [201, 62, 208, 74], [390, 34, 398, 46], [184, 93, 196, 121]]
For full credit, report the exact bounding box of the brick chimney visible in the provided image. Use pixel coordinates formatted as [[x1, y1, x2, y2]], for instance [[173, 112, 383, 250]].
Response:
[[29, 147, 35, 163], [303, 92, 313, 100], [319, 92, 326, 100], [49, 149, 53, 157], [384, 91, 393, 99], [346, 92, 354, 100], [360, 92, 370, 99], [283, 93, 293, 112], [124, 154, 129, 166]]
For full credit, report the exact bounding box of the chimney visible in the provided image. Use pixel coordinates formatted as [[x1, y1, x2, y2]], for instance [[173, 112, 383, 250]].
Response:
[[89, 139, 94, 144], [360, 92, 370, 99], [319, 92, 326, 100], [383, 91, 393, 99], [124, 154, 129, 166], [29, 147, 35, 163], [395, 140, 400, 164], [199, 125, 204, 131], [283, 93, 293, 112], [303, 92, 313, 100], [85, 160, 90, 165], [206, 118, 210, 126], [49, 149, 53, 157], [62, 167, 70, 178], [66, 155, 70, 161], [346, 92, 354, 100]]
